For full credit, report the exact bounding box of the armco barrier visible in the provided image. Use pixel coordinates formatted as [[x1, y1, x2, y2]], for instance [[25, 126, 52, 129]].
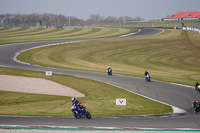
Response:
[[182, 27, 200, 33]]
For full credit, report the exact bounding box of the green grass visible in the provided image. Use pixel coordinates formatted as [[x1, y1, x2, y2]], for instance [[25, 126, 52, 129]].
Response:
[[126, 20, 200, 28], [18, 29, 200, 86], [0, 67, 172, 116], [2, 27, 199, 117], [0, 27, 138, 45], [0, 27, 172, 117], [96, 20, 200, 28]]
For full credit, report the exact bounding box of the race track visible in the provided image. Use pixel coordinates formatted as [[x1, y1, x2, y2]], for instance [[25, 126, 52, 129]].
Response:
[[0, 28, 200, 129]]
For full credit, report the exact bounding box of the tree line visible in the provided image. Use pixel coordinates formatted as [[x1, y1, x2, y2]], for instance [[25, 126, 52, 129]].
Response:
[[0, 13, 144, 27]]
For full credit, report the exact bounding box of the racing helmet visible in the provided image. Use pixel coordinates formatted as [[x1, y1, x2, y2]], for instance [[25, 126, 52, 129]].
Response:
[[71, 97, 76, 102]]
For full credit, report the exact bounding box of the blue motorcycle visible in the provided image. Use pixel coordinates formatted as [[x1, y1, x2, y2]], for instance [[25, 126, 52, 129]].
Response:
[[71, 104, 91, 119], [107, 68, 112, 76], [145, 74, 151, 82]]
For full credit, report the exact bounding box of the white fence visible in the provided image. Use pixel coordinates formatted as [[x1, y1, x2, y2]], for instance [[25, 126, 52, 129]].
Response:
[[182, 27, 200, 34]]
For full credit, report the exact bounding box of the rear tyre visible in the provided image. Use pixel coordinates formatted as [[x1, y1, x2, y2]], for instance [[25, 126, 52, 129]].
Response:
[[195, 108, 199, 113], [86, 111, 91, 119]]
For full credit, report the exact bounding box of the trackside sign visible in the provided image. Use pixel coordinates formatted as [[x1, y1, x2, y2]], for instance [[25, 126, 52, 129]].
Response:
[[116, 98, 126, 106], [46, 71, 52, 76]]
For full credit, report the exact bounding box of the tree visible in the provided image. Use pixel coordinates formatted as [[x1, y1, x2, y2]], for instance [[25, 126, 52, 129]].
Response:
[[0, 13, 144, 27]]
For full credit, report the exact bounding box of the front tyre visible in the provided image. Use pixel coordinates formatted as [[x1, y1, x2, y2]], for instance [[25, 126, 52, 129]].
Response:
[[73, 110, 80, 119], [86, 111, 91, 119]]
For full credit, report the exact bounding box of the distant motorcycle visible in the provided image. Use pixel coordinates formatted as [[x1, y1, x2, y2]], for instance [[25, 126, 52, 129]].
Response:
[[195, 85, 200, 93], [71, 104, 91, 119], [145, 74, 151, 82], [192, 100, 200, 113], [107, 68, 112, 76]]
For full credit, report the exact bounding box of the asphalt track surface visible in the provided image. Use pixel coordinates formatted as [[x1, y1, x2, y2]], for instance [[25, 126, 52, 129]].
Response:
[[0, 28, 200, 129]]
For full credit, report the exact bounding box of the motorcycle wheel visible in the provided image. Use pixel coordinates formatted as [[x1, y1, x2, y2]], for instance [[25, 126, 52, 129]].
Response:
[[146, 79, 151, 82], [86, 111, 91, 119], [195, 87, 200, 93], [195, 108, 198, 113], [73, 111, 80, 119]]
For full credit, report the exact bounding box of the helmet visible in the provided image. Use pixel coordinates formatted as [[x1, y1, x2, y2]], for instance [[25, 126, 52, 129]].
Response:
[[71, 97, 76, 102], [193, 100, 196, 103]]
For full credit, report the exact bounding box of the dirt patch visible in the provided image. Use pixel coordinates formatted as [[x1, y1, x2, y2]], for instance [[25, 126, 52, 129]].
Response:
[[0, 75, 85, 97]]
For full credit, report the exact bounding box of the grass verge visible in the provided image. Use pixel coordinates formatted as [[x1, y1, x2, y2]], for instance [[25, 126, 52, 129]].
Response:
[[0, 67, 172, 117], [18, 29, 200, 86], [0, 27, 138, 45]]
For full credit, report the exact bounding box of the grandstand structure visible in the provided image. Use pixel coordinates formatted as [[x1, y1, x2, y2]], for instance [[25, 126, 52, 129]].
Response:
[[162, 11, 200, 21]]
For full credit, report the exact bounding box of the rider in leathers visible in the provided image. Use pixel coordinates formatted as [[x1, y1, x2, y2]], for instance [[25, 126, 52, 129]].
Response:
[[71, 97, 86, 113]]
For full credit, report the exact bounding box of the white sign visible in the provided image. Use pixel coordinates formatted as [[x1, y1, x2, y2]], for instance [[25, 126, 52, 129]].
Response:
[[116, 98, 126, 106], [46, 71, 52, 76]]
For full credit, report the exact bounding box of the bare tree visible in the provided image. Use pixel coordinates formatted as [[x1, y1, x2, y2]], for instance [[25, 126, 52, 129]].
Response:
[[0, 13, 144, 27]]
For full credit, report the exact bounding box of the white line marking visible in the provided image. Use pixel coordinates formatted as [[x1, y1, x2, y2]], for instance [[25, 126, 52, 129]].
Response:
[[1, 124, 200, 131], [11, 29, 188, 115]]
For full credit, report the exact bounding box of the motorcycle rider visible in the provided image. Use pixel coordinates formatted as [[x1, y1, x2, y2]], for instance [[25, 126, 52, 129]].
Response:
[[107, 66, 112, 75], [72, 97, 80, 105], [195, 82, 200, 92], [195, 82, 199, 88], [192, 100, 197, 107], [144, 70, 149, 76], [107, 66, 111, 71], [71, 97, 86, 113], [192, 100, 200, 112]]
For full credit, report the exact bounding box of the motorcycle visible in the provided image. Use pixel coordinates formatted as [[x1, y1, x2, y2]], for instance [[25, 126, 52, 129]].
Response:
[[71, 104, 91, 119], [192, 101, 200, 113], [145, 74, 151, 82], [107, 68, 112, 76], [195, 85, 200, 93]]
